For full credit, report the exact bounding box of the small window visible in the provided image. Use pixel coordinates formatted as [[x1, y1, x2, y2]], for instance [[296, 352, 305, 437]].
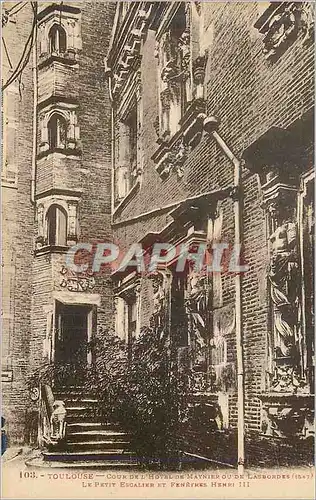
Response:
[[49, 24, 67, 54], [115, 292, 139, 343], [46, 205, 67, 246], [127, 298, 137, 342], [115, 99, 138, 203], [48, 113, 67, 150], [126, 105, 138, 175]]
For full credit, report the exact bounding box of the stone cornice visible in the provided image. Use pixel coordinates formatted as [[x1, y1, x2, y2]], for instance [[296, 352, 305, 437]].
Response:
[[35, 188, 82, 200], [107, 2, 154, 99], [37, 3, 81, 24], [37, 95, 79, 111]]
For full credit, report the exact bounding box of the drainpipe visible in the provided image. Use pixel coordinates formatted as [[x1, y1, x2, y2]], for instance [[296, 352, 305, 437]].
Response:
[[104, 59, 115, 216], [30, 15, 38, 204], [203, 116, 245, 475]]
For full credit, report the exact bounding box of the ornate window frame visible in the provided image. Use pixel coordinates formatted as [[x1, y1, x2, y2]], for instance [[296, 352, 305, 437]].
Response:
[[106, 2, 154, 215], [35, 191, 80, 254], [297, 170, 315, 392], [140, 192, 233, 428], [37, 5, 81, 69], [38, 100, 80, 158]]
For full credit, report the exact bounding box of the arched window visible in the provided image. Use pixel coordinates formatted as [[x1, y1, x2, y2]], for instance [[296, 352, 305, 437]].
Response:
[[46, 205, 67, 246], [48, 24, 67, 54], [48, 113, 67, 150]]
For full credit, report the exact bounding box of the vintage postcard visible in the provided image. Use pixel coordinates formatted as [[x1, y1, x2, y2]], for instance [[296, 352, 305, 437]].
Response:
[[1, 1, 315, 499]]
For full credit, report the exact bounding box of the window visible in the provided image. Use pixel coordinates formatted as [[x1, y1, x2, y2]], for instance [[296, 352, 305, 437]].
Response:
[[48, 113, 67, 150], [127, 297, 137, 342], [38, 106, 79, 156], [126, 105, 138, 175], [115, 98, 139, 203], [114, 284, 140, 342], [46, 205, 67, 246], [2, 85, 18, 186], [35, 199, 79, 251], [49, 24, 67, 54]]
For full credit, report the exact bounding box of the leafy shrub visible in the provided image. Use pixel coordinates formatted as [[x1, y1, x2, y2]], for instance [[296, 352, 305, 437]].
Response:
[[27, 360, 86, 389], [85, 326, 190, 469]]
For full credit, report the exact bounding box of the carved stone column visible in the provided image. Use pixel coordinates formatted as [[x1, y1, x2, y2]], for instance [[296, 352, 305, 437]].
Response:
[[242, 123, 314, 439], [148, 269, 173, 334], [260, 176, 314, 438], [263, 179, 307, 394], [185, 269, 213, 393]]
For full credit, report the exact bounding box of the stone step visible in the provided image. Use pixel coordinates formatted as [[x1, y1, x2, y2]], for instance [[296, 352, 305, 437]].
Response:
[[66, 422, 120, 433], [29, 457, 140, 469], [61, 399, 99, 406], [64, 407, 101, 419], [66, 414, 103, 424], [46, 388, 136, 467], [66, 440, 130, 451], [53, 388, 86, 397], [68, 430, 127, 443], [43, 450, 136, 462], [65, 405, 98, 411]]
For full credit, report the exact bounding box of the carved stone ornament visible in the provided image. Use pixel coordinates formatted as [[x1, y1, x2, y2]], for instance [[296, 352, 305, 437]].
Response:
[[60, 265, 95, 292], [2, 9, 9, 27], [194, 1, 202, 16], [192, 54, 207, 85], [269, 221, 299, 356], [186, 272, 208, 345], [179, 28, 191, 75], [160, 88, 171, 111], [161, 58, 181, 84], [260, 395, 314, 439], [255, 2, 314, 61], [155, 139, 191, 180], [300, 2, 314, 44]]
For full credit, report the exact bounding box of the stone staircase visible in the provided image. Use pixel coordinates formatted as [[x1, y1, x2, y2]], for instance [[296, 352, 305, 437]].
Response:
[[42, 387, 139, 469]]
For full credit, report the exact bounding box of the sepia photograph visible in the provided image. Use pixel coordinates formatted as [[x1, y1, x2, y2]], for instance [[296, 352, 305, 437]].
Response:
[[1, 1, 315, 499]]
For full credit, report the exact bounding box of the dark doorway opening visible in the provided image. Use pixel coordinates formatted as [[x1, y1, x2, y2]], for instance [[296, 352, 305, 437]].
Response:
[[55, 302, 91, 387]]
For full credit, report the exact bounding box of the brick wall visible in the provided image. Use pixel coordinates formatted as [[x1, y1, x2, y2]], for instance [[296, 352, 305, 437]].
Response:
[[2, 3, 35, 443], [111, 1, 314, 438]]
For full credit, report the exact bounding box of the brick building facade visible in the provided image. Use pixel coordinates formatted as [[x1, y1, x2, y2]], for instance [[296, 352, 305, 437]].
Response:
[[106, 1, 314, 466], [2, 1, 115, 444], [1, 1, 314, 468], [2, 1, 35, 445]]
